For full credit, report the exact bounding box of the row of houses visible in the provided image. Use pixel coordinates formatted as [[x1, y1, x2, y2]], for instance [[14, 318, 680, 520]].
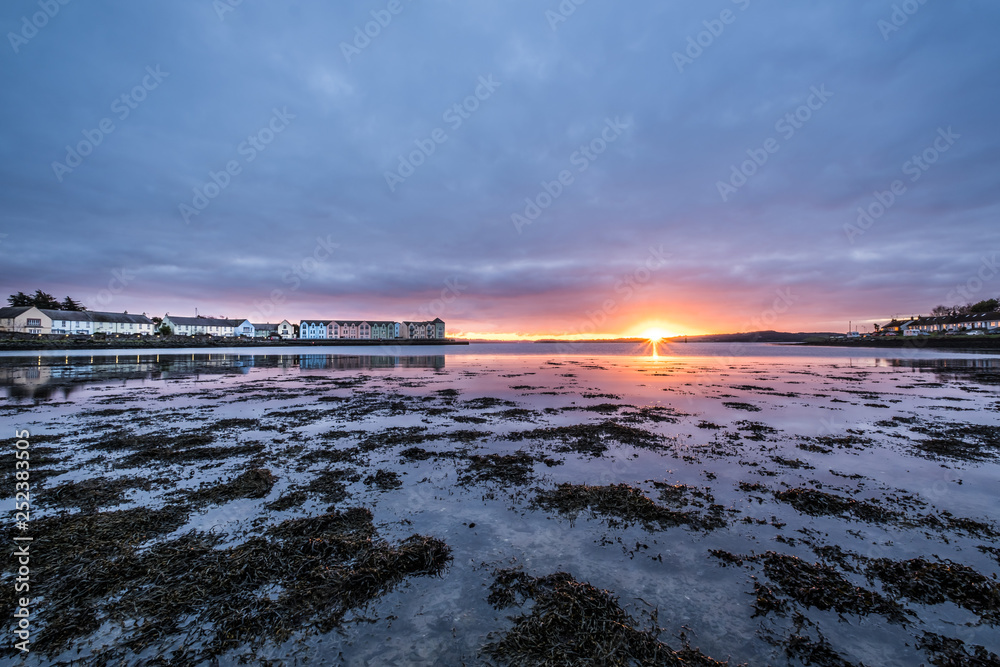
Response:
[[0, 307, 448, 341], [299, 319, 445, 340], [881, 311, 1000, 336], [0, 307, 157, 336]]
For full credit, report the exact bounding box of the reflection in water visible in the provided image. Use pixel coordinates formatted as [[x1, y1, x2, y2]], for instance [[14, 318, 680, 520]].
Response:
[[0, 353, 446, 400]]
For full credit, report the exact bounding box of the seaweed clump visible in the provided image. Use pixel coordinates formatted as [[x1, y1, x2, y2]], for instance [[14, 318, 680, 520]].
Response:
[[364, 469, 403, 490], [754, 551, 909, 623], [867, 557, 1000, 623], [458, 452, 540, 486], [42, 475, 156, 511], [0, 507, 451, 662], [774, 488, 897, 523], [910, 422, 1000, 461], [917, 631, 1000, 667], [482, 570, 727, 666], [507, 420, 664, 457], [188, 468, 277, 503], [534, 483, 725, 531]]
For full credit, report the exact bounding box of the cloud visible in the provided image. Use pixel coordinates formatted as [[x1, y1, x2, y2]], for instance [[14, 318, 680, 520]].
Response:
[[2, 1, 999, 334]]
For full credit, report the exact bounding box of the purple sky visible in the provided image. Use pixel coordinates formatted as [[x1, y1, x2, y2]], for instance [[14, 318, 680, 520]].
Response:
[[2, 1, 999, 337]]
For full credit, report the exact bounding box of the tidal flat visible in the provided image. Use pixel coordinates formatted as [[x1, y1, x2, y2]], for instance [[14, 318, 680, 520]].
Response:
[[1, 342, 999, 665]]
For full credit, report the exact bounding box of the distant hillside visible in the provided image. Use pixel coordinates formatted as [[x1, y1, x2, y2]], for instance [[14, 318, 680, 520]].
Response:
[[664, 331, 840, 343]]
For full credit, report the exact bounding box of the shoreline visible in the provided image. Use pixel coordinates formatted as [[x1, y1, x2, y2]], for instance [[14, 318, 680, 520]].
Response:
[[801, 337, 1000, 351], [0, 336, 470, 352]]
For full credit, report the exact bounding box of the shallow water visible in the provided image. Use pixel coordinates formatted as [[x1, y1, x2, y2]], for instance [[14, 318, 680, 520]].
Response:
[[2, 343, 999, 665]]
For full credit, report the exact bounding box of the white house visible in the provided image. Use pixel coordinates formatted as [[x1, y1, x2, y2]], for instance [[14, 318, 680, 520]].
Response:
[[277, 320, 296, 339], [299, 320, 331, 339], [162, 316, 247, 337]]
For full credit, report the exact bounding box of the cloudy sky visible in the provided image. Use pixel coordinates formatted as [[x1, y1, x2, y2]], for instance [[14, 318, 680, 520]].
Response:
[[2, 1, 998, 338]]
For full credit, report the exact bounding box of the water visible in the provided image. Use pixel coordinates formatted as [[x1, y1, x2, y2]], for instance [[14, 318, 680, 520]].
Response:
[[2, 342, 998, 665]]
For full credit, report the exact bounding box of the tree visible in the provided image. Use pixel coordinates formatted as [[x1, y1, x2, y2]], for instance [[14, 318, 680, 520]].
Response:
[[151, 316, 163, 325], [31, 290, 61, 309], [7, 291, 31, 307], [969, 298, 999, 314], [930, 305, 951, 316], [158, 323, 173, 336], [60, 296, 86, 311]]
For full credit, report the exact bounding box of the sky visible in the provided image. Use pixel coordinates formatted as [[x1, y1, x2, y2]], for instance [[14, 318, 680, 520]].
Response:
[[2, 1, 999, 339]]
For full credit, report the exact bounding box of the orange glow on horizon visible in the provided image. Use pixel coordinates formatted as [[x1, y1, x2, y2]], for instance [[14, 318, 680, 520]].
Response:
[[452, 326, 703, 341]]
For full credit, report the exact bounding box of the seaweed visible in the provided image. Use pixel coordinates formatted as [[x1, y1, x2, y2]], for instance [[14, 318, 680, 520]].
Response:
[[364, 469, 403, 490], [755, 551, 909, 623], [909, 422, 1000, 461], [305, 468, 361, 503], [482, 570, 728, 666], [867, 557, 1000, 623], [774, 488, 897, 523], [507, 420, 664, 457], [188, 468, 277, 502], [41, 475, 157, 511], [917, 631, 1000, 666], [0, 508, 451, 662], [722, 402, 761, 412], [533, 483, 725, 531], [458, 452, 538, 486]]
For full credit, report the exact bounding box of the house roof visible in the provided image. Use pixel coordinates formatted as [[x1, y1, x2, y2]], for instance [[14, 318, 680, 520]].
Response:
[[41, 310, 154, 324], [252, 323, 279, 331], [165, 316, 246, 327], [301, 320, 332, 326], [332, 320, 397, 326], [0, 306, 34, 318]]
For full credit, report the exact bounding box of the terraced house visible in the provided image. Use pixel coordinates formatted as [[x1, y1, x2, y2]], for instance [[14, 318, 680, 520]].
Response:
[[329, 320, 399, 340], [883, 311, 1000, 336], [399, 318, 446, 339], [299, 320, 331, 339], [46, 310, 155, 335], [299, 318, 446, 340]]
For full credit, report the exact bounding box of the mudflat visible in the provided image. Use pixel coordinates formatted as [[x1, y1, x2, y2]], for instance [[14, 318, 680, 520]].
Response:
[[1, 343, 998, 665]]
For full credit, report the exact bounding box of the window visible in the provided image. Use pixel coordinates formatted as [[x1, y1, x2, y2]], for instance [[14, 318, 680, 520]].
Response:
[[27, 318, 41, 327]]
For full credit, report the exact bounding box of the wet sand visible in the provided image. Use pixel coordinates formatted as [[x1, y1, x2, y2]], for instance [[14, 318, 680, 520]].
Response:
[[2, 344, 999, 665]]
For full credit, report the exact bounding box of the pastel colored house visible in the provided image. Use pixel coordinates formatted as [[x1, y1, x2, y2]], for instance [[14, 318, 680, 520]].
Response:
[[324, 320, 402, 339], [399, 318, 445, 339], [299, 320, 331, 339], [0, 306, 51, 334]]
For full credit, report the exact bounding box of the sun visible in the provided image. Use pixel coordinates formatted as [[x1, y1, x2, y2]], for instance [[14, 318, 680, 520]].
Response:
[[641, 327, 671, 341]]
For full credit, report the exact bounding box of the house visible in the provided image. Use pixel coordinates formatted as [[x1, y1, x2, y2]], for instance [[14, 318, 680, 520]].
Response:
[[252, 323, 280, 338], [0, 306, 51, 334], [299, 320, 331, 339], [277, 320, 296, 339], [962, 311, 1000, 332], [327, 320, 399, 340], [43, 310, 155, 336], [398, 318, 445, 339], [880, 319, 912, 335], [162, 316, 247, 337], [892, 311, 1000, 336]]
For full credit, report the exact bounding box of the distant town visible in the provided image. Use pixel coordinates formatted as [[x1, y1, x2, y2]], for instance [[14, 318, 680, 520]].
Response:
[[0, 290, 447, 341]]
